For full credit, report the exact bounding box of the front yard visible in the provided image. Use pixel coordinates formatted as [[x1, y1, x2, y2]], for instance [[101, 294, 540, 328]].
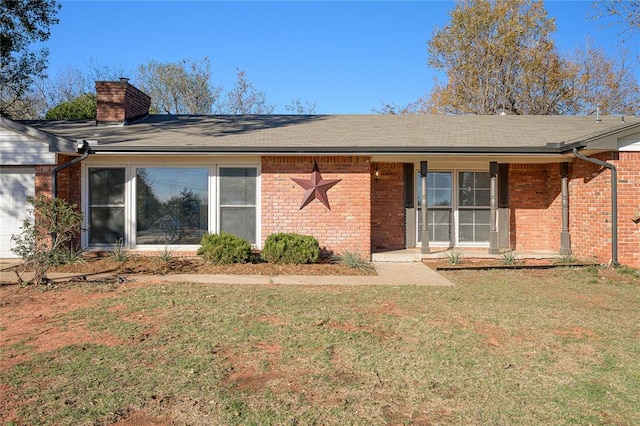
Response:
[[1, 266, 639, 425]]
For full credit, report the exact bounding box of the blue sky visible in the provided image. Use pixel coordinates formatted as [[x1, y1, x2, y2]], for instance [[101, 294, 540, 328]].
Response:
[[46, 1, 638, 114]]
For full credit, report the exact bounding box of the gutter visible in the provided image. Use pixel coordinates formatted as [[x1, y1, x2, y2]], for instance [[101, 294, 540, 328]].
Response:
[[87, 145, 573, 155], [52, 140, 93, 198], [572, 147, 618, 266]]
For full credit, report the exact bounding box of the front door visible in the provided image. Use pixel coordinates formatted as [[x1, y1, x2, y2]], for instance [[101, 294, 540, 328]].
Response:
[[415, 170, 491, 247]]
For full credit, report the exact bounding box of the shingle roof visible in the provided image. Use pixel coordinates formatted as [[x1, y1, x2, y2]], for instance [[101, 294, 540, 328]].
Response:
[[23, 114, 640, 154]]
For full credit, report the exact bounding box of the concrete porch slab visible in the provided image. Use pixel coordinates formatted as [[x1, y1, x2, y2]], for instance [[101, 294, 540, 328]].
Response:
[[372, 248, 562, 262]]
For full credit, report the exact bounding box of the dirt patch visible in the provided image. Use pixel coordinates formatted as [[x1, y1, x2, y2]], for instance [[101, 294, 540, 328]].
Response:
[[0, 284, 125, 371]]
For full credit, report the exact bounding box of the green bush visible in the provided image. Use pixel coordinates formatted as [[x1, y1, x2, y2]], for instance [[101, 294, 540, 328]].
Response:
[[261, 233, 320, 264], [197, 232, 251, 264]]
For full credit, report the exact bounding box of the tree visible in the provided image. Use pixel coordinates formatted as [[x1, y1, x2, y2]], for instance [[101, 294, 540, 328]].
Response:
[[136, 58, 219, 114], [219, 69, 275, 114], [45, 92, 97, 120], [0, 0, 60, 118], [11, 195, 83, 285], [597, 0, 640, 35], [285, 98, 317, 114], [424, 0, 640, 116], [427, 0, 568, 115], [563, 44, 640, 115]]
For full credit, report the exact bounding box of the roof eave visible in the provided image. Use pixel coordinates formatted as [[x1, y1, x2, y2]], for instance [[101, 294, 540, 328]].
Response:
[[89, 145, 571, 155], [1, 117, 78, 153]]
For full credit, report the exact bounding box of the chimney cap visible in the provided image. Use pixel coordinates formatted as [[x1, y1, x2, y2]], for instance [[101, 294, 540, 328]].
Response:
[[119, 77, 129, 83]]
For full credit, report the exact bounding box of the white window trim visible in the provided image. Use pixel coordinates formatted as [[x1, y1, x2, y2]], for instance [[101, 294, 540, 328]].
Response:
[[416, 168, 491, 248], [82, 164, 130, 250], [217, 163, 261, 247], [82, 160, 261, 251]]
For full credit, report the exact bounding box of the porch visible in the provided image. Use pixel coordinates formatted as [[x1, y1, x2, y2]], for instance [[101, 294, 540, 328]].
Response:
[[372, 248, 562, 263]]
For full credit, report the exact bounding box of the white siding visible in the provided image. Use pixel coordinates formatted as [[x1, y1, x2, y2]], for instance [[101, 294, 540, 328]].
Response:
[[0, 129, 56, 165]]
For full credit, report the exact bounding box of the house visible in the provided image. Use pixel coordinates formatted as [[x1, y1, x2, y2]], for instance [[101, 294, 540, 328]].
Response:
[[1, 79, 639, 267]]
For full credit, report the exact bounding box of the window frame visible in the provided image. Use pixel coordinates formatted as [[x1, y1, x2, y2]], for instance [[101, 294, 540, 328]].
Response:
[[217, 165, 259, 245], [82, 160, 261, 251], [415, 168, 491, 248], [84, 166, 129, 248]]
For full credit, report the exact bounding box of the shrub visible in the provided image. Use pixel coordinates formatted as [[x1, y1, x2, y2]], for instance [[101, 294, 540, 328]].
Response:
[[331, 250, 375, 272], [11, 195, 84, 285], [108, 238, 128, 262], [500, 248, 518, 265], [444, 249, 463, 265], [197, 232, 251, 264], [261, 233, 320, 264]]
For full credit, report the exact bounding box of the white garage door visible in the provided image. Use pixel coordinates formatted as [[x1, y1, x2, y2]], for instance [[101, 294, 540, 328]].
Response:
[[0, 168, 35, 258]]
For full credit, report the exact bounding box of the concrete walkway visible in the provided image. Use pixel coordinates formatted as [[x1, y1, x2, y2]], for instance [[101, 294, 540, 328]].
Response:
[[0, 261, 455, 287]]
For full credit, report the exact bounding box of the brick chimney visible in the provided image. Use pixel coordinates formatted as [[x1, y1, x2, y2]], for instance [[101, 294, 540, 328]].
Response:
[[95, 78, 151, 124]]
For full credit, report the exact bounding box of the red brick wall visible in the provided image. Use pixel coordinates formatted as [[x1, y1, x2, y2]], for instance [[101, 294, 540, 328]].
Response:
[[371, 163, 405, 251], [509, 153, 640, 267], [261, 156, 371, 258], [96, 80, 151, 123], [35, 165, 54, 199], [570, 151, 640, 267], [508, 164, 562, 251]]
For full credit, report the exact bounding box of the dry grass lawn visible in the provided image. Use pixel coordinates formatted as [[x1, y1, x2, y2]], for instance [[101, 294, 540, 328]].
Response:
[[1, 265, 639, 425]]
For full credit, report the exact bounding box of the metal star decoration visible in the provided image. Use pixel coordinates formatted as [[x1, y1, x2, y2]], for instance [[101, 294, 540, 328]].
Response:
[[291, 161, 341, 210]]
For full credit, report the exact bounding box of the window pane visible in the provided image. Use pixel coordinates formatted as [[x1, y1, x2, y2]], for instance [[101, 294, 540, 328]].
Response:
[[458, 209, 490, 242], [434, 172, 452, 188], [90, 207, 124, 244], [458, 172, 491, 207], [221, 207, 256, 243], [475, 189, 490, 206], [459, 209, 474, 224], [475, 172, 490, 188], [475, 209, 490, 224], [89, 168, 125, 205], [459, 172, 475, 190], [475, 224, 490, 241], [433, 224, 450, 241], [220, 168, 257, 205], [432, 189, 451, 207], [136, 168, 208, 245], [432, 209, 450, 223], [459, 225, 474, 242], [459, 188, 476, 207]]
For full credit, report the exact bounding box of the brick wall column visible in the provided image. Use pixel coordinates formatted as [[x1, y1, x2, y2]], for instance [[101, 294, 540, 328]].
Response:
[[262, 156, 372, 258]]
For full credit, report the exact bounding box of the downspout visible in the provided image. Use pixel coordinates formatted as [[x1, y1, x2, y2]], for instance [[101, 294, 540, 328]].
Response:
[[52, 140, 92, 199], [572, 148, 618, 266]]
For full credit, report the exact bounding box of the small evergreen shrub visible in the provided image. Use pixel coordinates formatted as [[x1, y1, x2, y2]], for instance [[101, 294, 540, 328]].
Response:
[[261, 233, 320, 264], [197, 232, 251, 264]]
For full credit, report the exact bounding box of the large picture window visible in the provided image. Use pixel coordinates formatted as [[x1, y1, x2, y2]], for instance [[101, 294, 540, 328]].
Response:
[[136, 168, 208, 245], [86, 164, 258, 248], [88, 168, 125, 244], [219, 167, 257, 244]]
